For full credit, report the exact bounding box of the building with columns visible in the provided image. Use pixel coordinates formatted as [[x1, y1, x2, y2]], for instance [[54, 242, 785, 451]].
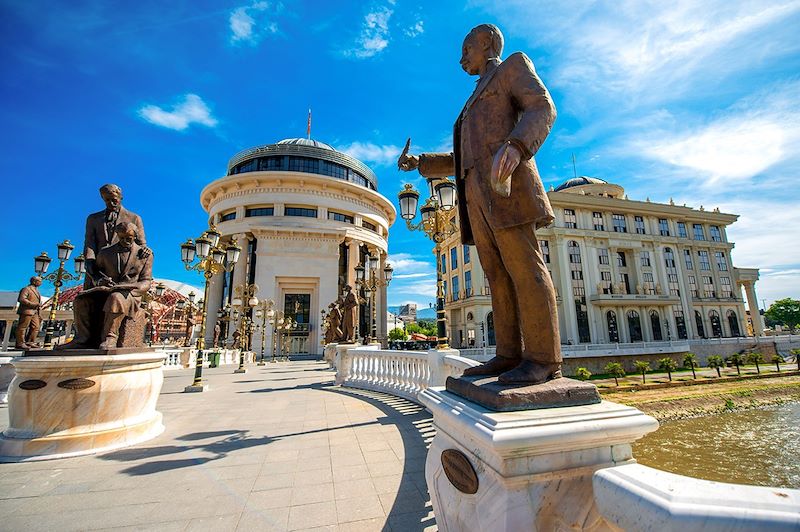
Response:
[[199, 138, 395, 356], [441, 176, 763, 348]]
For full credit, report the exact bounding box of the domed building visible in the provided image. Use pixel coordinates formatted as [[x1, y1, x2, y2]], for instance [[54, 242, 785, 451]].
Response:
[[199, 138, 396, 355], [440, 175, 763, 364]]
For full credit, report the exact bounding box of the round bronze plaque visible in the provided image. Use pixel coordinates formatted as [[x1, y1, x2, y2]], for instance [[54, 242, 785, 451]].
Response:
[[57, 378, 96, 390], [19, 379, 47, 390], [441, 449, 479, 494]]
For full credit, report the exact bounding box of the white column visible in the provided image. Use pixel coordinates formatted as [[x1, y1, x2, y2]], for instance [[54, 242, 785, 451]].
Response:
[[2, 320, 13, 350], [743, 281, 764, 336], [378, 250, 388, 345], [229, 233, 250, 344], [557, 239, 578, 344]]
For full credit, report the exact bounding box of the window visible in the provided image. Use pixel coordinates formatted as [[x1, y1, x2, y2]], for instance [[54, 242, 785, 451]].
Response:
[[607, 311, 619, 342], [463, 245, 471, 264], [650, 310, 663, 341], [643, 272, 655, 294], [702, 275, 715, 298], [688, 275, 698, 297], [628, 310, 643, 342], [362, 220, 377, 232], [593, 212, 605, 231], [684, 249, 693, 270], [598, 248, 610, 265], [695, 310, 706, 338], [465, 271, 472, 297], [245, 207, 273, 217], [659, 218, 670, 236], [720, 276, 732, 298], [220, 211, 236, 222], [640, 251, 651, 267], [450, 247, 458, 269], [451, 276, 459, 301], [540, 240, 550, 263], [285, 206, 317, 218], [600, 271, 613, 294], [616, 251, 627, 268], [634, 216, 646, 234], [715, 251, 728, 271], [568, 241, 591, 343], [440, 253, 446, 273], [674, 310, 688, 339], [668, 273, 680, 296], [710, 225, 722, 242], [698, 250, 711, 270], [693, 223, 705, 241], [564, 208, 577, 228], [320, 160, 347, 179], [677, 222, 688, 238], [288, 156, 318, 173], [612, 213, 627, 233], [328, 211, 353, 223], [443, 280, 448, 300], [664, 247, 676, 268]]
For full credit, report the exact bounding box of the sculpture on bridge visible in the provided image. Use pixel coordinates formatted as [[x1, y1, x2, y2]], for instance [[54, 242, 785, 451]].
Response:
[[340, 285, 358, 343], [324, 301, 344, 344], [15, 276, 43, 350]]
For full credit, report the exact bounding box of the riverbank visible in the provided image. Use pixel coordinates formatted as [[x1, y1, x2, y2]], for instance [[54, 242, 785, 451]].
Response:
[[603, 375, 800, 421]]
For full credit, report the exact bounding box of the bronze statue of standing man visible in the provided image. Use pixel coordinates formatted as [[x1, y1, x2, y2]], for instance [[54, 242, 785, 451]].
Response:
[[398, 24, 562, 384], [15, 276, 43, 350]]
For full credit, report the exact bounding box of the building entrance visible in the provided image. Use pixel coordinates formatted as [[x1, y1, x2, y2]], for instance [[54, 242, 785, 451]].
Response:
[[284, 293, 311, 354]]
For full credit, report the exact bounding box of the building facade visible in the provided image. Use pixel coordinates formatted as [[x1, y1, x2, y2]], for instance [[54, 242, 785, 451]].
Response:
[[442, 176, 762, 348], [199, 138, 396, 355]]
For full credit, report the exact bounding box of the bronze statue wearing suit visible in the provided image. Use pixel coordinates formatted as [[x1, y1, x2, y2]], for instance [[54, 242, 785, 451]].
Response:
[[15, 276, 43, 349], [340, 286, 358, 343], [399, 24, 562, 384], [83, 184, 146, 288], [61, 222, 153, 350]]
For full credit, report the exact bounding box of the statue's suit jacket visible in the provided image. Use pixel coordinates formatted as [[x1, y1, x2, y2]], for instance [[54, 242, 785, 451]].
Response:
[[418, 53, 556, 245], [84, 207, 146, 261], [93, 242, 153, 318], [17, 285, 41, 317]]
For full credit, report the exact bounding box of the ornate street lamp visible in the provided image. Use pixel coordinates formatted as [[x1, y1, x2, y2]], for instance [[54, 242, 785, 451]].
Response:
[[355, 253, 392, 344], [181, 227, 241, 391], [397, 181, 458, 349], [231, 283, 258, 373], [34, 240, 85, 348], [254, 298, 275, 365]]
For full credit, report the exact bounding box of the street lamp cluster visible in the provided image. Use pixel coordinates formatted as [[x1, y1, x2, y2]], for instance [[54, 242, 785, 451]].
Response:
[[231, 283, 258, 373], [354, 255, 393, 344], [180, 225, 241, 391], [33, 240, 85, 348], [398, 178, 458, 349]]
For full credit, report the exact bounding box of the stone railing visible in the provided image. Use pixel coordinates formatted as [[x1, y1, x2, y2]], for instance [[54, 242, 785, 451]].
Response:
[[334, 346, 479, 403], [158, 349, 183, 369]]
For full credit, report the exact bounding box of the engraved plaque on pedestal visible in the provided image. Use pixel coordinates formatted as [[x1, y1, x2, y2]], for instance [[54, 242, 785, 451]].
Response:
[[441, 448, 479, 494]]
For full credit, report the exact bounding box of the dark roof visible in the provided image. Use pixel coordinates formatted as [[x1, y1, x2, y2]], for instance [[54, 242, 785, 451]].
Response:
[[554, 176, 608, 192]]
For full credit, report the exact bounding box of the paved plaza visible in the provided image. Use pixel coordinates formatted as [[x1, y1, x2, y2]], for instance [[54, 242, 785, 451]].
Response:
[[0, 360, 437, 531]]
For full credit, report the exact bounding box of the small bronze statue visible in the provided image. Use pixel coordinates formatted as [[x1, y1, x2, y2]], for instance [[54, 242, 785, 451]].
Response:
[[59, 222, 153, 350], [398, 24, 561, 384], [232, 329, 242, 350], [15, 276, 43, 349], [340, 286, 358, 343], [325, 301, 344, 344], [83, 184, 147, 289], [213, 321, 221, 348], [184, 312, 196, 347]]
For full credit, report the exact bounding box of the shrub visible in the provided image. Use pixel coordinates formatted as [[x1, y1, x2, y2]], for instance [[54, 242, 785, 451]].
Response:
[[604, 362, 625, 386], [772, 354, 784, 372], [683, 353, 698, 379], [633, 360, 650, 384], [575, 367, 592, 381], [727, 353, 744, 375], [658, 357, 678, 381], [707, 355, 724, 377], [746, 352, 765, 374]]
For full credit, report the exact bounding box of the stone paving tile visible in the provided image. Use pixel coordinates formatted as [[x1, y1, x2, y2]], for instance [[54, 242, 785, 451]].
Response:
[[0, 361, 437, 531]]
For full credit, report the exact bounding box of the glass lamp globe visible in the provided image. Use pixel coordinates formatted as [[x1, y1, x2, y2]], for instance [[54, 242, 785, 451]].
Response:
[[57, 240, 74, 261], [180, 239, 196, 264]]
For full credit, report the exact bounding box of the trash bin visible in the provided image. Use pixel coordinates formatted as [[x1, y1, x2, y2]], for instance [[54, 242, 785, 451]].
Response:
[[209, 351, 221, 368]]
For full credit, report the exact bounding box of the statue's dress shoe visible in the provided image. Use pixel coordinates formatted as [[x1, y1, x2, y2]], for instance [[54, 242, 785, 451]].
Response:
[[56, 339, 90, 350], [462, 355, 519, 377], [498, 360, 562, 384], [98, 337, 118, 350]]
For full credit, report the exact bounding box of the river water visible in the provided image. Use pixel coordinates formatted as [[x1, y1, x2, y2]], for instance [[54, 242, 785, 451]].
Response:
[[633, 402, 800, 489]]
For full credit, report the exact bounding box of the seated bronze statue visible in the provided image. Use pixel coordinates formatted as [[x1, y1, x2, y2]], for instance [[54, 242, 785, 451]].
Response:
[[59, 222, 153, 350]]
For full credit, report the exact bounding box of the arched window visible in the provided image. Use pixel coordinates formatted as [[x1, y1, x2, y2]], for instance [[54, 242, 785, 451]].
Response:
[[709, 310, 723, 337], [695, 310, 706, 338], [649, 310, 663, 341], [727, 310, 741, 337], [568, 241, 591, 343], [607, 311, 619, 343], [674, 310, 688, 339], [627, 310, 643, 342], [486, 312, 496, 346]]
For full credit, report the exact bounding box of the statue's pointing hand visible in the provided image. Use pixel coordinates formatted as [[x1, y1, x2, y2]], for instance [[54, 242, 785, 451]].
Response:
[[491, 142, 521, 197], [397, 137, 419, 172]]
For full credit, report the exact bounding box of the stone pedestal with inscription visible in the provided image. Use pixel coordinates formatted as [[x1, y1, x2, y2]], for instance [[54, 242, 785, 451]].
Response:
[[0, 351, 166, 462], [419, 387, 658, 531], [0, 355, 17, 404]]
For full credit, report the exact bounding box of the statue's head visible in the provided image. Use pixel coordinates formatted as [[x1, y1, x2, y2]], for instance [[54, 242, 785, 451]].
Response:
[[344, 284, 352, 292], [99, 184, 123, 211], [114, 222, 138, 249], [461, 24, 504, 75], [30, 276, 42, 287]]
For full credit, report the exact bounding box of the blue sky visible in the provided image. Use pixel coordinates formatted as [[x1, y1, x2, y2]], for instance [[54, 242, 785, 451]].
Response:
[[1, 0, 799, 310]]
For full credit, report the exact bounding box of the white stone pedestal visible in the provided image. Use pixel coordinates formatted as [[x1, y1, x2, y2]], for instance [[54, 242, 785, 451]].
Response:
[[0, 352, 167, 462], [419, 387, 658, 532], [323, 343, 338, 368], [0, 355, 17, 404]]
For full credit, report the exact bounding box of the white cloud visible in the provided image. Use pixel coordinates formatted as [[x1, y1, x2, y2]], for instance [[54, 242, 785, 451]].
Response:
[[229, 1, 279, 45], [404, 19, 424, 38], [393, 272, 434, 279], [387, 253, 432, 274], [138, 94, 218, 131], [347, 5, 393, 58], [338, 141, 402, 165]]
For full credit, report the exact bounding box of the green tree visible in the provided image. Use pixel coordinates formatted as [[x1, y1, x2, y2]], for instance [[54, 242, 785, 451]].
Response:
[[792, 348, 800, 371], [604, 362, 625, 386], [772, 353, 784, 372], [728, 353, 744, 376], [388, 328, 406, 341], [658, 357, 678, 381], [764, 298, 800, 330], [683, 353, 698, 379], [707, 355, 725, 377], [633, 360, 650, 384], [575, 367, 592, 381], [747, 352, 765, 374], [417, 318, 437, 336]]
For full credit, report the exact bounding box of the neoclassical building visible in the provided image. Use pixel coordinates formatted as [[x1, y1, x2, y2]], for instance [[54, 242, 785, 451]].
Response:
[[199, 138, 395, 355], [441, 176, 762, 348]]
